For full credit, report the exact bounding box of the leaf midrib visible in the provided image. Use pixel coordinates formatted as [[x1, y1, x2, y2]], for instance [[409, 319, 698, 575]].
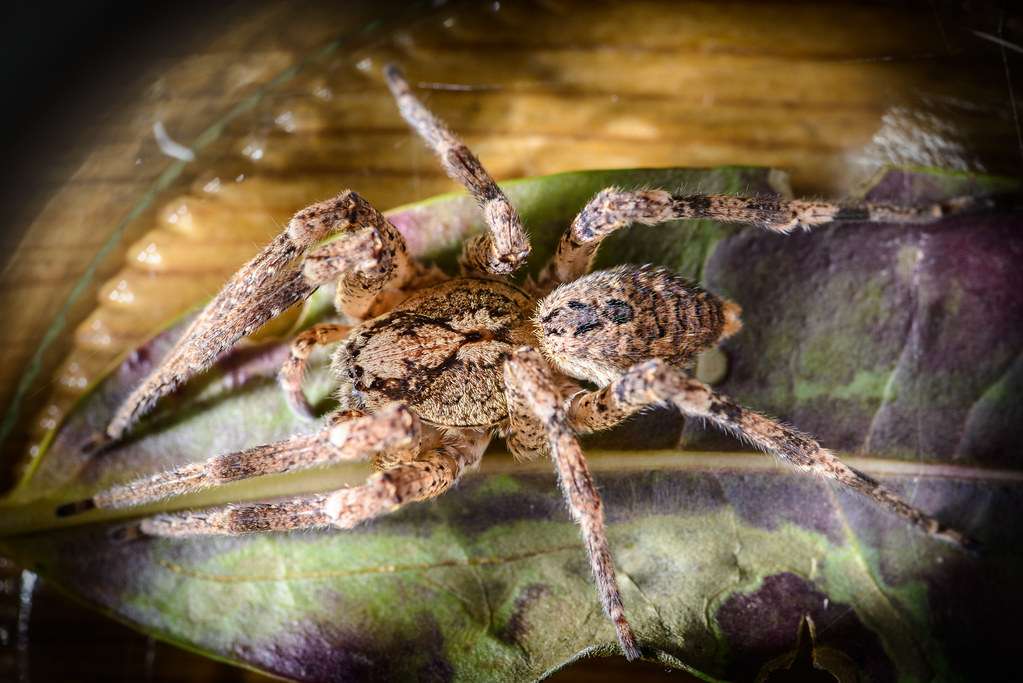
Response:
[[0, 450, 1017, 538]]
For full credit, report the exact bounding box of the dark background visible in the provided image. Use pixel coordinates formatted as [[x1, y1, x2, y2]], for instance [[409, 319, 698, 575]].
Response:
[[0, 0, 214, 263]]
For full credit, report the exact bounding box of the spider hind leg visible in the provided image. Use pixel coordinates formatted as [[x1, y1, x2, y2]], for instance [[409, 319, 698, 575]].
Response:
[[568, 358, 976, 549], [536, 187, 975, 291], [504, 347, 641, 661]]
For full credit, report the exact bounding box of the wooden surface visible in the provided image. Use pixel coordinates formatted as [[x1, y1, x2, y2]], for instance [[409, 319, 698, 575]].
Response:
[[0, 1, 1019, 680]]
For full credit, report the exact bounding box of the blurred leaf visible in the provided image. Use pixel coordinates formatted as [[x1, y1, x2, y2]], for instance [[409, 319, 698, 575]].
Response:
[[1, 167, 1020, 682]]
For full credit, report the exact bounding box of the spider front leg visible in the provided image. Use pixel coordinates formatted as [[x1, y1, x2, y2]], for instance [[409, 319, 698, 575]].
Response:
[[569, 359, 975, 549], [59, 403, 420, 516], [301, 194, 418, 321], [138, 427, 489, 537], [104, 190, 417, 442], [503, 348, 640, 661], [537, 188, 975, 289], [384, 65, 530, 276]]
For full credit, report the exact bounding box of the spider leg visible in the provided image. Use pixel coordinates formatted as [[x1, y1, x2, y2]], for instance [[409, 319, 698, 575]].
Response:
[[137, 428, 489, 536], [59, 404, 421, 516], [503, 365, 549, 461], [103, 191, 417, 443], [537, 187, 974, 289], [568, 358, 975, 549], [384, 65, 530, 276], [279, 323, 353, 419], [503, 347, 640, 661], [503, 357, 584, 461], [301, 194, 417, 321]]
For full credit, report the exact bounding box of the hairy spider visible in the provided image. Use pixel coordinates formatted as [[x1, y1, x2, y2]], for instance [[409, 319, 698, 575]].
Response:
[[61, 65, 974, 661]]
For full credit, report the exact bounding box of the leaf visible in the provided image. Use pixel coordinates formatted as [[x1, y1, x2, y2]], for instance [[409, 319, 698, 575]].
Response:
[[1, 167, 1020, 682], [702, 169, 1023, 466], [2, 165, 781, 511]]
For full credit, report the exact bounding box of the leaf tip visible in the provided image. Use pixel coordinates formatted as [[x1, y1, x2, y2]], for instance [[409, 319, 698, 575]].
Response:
[[56, 498, 95, 518]]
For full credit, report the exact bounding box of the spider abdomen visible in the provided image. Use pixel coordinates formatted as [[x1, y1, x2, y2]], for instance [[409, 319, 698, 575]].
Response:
[[332, 277, 535, 428], [535, 264, 741, 386]]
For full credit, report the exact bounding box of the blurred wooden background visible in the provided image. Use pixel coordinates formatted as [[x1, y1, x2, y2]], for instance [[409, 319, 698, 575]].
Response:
[[0, 1, 1019, 680]]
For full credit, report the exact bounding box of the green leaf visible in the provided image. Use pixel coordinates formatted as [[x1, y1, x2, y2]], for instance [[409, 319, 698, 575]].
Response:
[[1, 167, 1020, 682]]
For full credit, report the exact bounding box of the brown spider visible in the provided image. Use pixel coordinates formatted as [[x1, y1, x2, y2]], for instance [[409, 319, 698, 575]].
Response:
[[61, 65, 973, 661]]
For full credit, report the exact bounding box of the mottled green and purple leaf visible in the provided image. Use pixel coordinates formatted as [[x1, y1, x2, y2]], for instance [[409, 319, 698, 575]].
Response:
[[1, 167, 1020, 682]]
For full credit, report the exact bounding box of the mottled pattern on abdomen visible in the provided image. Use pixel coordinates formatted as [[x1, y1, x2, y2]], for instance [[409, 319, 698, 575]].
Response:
[[535, 264, 730, 385]]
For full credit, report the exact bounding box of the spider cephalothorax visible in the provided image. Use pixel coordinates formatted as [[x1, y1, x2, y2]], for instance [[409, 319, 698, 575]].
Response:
[[63, 65, 974, 661], [334, 277, 535, 428]]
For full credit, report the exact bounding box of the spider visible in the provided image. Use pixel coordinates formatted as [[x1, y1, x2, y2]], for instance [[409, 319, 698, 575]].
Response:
[[60, 65, 973, 661]]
